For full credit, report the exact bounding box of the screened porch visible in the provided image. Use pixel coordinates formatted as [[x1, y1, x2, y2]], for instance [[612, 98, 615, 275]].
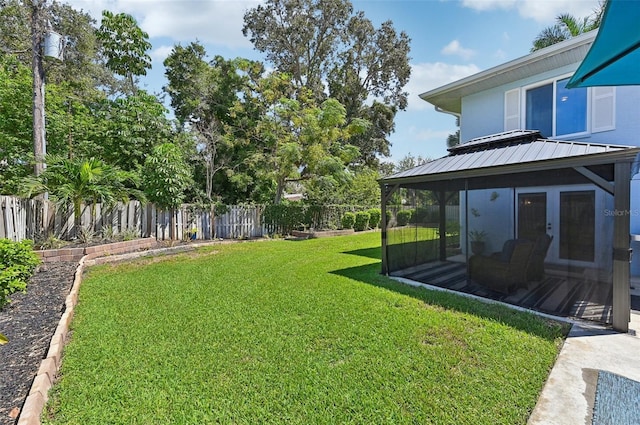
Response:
[[380, 131, 640, 331]]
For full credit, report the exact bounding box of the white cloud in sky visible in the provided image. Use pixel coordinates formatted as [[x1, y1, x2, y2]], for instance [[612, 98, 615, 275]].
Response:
[[65, 0, 259, 48], [405, 62, 481, 111], [150, 45, 174, 64], [441, 40, 475, 60], [461, 0, 600, 23]]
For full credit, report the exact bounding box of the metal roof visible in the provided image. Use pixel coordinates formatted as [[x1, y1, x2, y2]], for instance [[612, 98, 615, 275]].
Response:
[[383, 131, 639, 185], [419, 31, 597, 114]]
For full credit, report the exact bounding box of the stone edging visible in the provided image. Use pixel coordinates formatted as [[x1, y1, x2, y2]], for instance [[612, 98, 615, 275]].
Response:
[[16, 239, 228, 425]]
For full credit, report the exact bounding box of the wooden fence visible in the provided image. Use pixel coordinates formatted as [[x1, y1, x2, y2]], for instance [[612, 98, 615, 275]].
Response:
[[0, 196, 265, 242]]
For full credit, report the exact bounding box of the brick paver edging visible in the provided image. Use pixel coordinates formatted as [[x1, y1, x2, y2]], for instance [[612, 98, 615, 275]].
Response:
[[16, 239, 236, 425]]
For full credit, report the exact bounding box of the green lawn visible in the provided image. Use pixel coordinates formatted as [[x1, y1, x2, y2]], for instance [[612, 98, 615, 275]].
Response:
[[45, 232, 567, 424]]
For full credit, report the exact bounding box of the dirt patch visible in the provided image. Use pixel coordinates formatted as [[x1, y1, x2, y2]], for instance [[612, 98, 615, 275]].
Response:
[[0, 262, 77, 425]]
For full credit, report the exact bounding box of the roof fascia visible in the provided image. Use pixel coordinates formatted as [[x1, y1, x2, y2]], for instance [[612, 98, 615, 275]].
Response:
[[418, 30, 597, 106]]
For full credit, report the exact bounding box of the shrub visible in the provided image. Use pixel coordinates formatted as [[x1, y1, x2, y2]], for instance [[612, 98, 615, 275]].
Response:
[[396, 209, 412, 226], [341, 212, 356, 229], [0, 239, 41, 307], [385, 210, 392, 226], [354, 212, 370, 232], [367, 208, 381, 228]]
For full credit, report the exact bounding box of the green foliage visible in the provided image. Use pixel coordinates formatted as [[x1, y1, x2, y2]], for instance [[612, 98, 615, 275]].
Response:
[[0, 332, 7, 345], [243, 0, 411, 165], [143, 143, 193, 210], [531, 8, 603, 52], [341, 212, 356, 229], [0, 55, 33, 194], [396, 209, 412, 226], [367, 208, 381, 228], [97, 10, 152, 93], [354, 211, 370, 232], [0, 239, 40, 306], [263, 204, 306, 235], [21, 156, 143, 234]]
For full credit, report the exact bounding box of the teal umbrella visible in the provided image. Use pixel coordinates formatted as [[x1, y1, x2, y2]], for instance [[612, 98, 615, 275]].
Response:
[[566, 0, 640, 88]]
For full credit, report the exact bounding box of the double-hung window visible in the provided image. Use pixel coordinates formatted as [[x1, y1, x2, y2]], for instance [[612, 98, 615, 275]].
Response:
[[504, 76, 615, 137]]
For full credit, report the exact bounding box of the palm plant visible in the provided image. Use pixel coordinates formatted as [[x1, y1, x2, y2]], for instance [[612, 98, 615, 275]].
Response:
[[22, 156, 145, 238], [531, 2, 606, 52]]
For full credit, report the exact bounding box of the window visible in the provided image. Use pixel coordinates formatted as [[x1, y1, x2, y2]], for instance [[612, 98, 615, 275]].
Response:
[[504, 77, 614, 136], [525, 78, 586, 138]]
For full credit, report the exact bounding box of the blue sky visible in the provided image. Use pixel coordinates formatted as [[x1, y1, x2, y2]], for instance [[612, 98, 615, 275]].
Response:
[[65, 0, 601, 163]]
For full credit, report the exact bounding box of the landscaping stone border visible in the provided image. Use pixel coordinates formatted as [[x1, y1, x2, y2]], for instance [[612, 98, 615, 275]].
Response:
[[35, 238, 159, 263], [17, 238, 229, 425]]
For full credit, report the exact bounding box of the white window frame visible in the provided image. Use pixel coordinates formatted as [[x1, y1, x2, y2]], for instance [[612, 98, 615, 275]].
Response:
[[521, 73, 590, 139]]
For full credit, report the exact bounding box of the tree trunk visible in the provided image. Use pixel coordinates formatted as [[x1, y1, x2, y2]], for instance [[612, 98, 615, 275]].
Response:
[[30, 0, 46, 177]]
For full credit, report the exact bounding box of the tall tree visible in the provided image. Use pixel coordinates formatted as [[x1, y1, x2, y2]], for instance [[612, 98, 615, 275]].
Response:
[[243, 0, 410, 165], [96, 10, 151, 94], [236, 75, 365, 204], [164, 43, 265, 202], [531, 3, 605, 52]]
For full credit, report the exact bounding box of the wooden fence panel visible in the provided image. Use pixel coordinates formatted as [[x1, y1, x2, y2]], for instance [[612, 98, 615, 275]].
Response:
[[215, 206, 263, 239]]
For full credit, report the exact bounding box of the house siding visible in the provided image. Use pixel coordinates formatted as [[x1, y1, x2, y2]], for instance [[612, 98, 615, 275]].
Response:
[[460, 65, 640, 147]]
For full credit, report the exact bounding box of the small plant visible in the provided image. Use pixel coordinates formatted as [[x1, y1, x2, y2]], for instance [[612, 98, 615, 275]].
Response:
[[0, 332, 7, 345], [396, 209, 412, 226], [0, 239, 41, 307], [354, 211, 370, 232], [367, 208, 381, 228], [341, 212, 356, 229], [102, 225, 118, 241], [77, 226, 96, 245], [469, 230, 487, 242], [121, 228, 140, 241], [36, 234, 67, 250], [469, 230, 487, 255]]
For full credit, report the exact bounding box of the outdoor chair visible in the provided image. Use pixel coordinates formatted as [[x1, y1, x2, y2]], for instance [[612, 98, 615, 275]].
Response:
[[524, 234, 553, 281], [468, 239, 535, 294]]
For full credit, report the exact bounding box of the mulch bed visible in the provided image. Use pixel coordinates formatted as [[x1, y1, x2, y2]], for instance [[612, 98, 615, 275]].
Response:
[[0, 262, 77, 425]]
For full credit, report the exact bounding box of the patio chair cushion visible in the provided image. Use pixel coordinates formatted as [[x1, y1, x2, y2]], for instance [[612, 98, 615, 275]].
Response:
[[499, 239, 517, 262], [525, 234, 553, 281], [469, 240, 535, 294]]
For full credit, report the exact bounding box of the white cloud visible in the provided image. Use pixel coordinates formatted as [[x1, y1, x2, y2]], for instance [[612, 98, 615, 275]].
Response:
[[462, 0, 600, 23], [441, 40, 475, 60], [150, 45, 174, 63], [64, 0, 260, 48], [461, 0, 515, 12], [405, 62, 481, 111]]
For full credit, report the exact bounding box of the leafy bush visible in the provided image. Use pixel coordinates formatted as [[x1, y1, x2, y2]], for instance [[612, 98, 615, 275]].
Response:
[[354, 212, 370, 232], [341, 212, 356, 229], [367, 208, 381, 228], [0, 239, 41, 306], [396, 209, 412, 226]]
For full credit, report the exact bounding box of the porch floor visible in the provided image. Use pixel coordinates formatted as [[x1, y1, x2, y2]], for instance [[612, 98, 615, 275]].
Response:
[[391, 261, 612, 324]]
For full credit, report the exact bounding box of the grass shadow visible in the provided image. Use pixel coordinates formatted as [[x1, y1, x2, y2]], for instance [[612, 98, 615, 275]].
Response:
[[341, 246, 381, 260], [330, 261, 570, 341]]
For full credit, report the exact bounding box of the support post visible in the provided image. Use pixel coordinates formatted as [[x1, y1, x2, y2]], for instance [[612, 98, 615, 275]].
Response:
[[612, 161, 631, 332], [438, 191, 447, 261], [381, 184, 399, 275]]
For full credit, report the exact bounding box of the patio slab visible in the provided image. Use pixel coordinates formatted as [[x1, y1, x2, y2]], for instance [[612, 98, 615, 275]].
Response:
[[528, 311, 640, 424]]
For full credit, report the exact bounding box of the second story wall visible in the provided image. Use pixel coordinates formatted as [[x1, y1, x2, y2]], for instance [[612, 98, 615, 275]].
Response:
[[460, 63, 640, 147]]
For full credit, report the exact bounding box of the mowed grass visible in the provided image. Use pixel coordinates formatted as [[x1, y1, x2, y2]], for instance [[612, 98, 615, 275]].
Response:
[[44, 232, 568, 425]]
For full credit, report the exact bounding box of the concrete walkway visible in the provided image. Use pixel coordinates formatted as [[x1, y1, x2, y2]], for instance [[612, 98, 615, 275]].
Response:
[[528, 312, 640, 424]]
